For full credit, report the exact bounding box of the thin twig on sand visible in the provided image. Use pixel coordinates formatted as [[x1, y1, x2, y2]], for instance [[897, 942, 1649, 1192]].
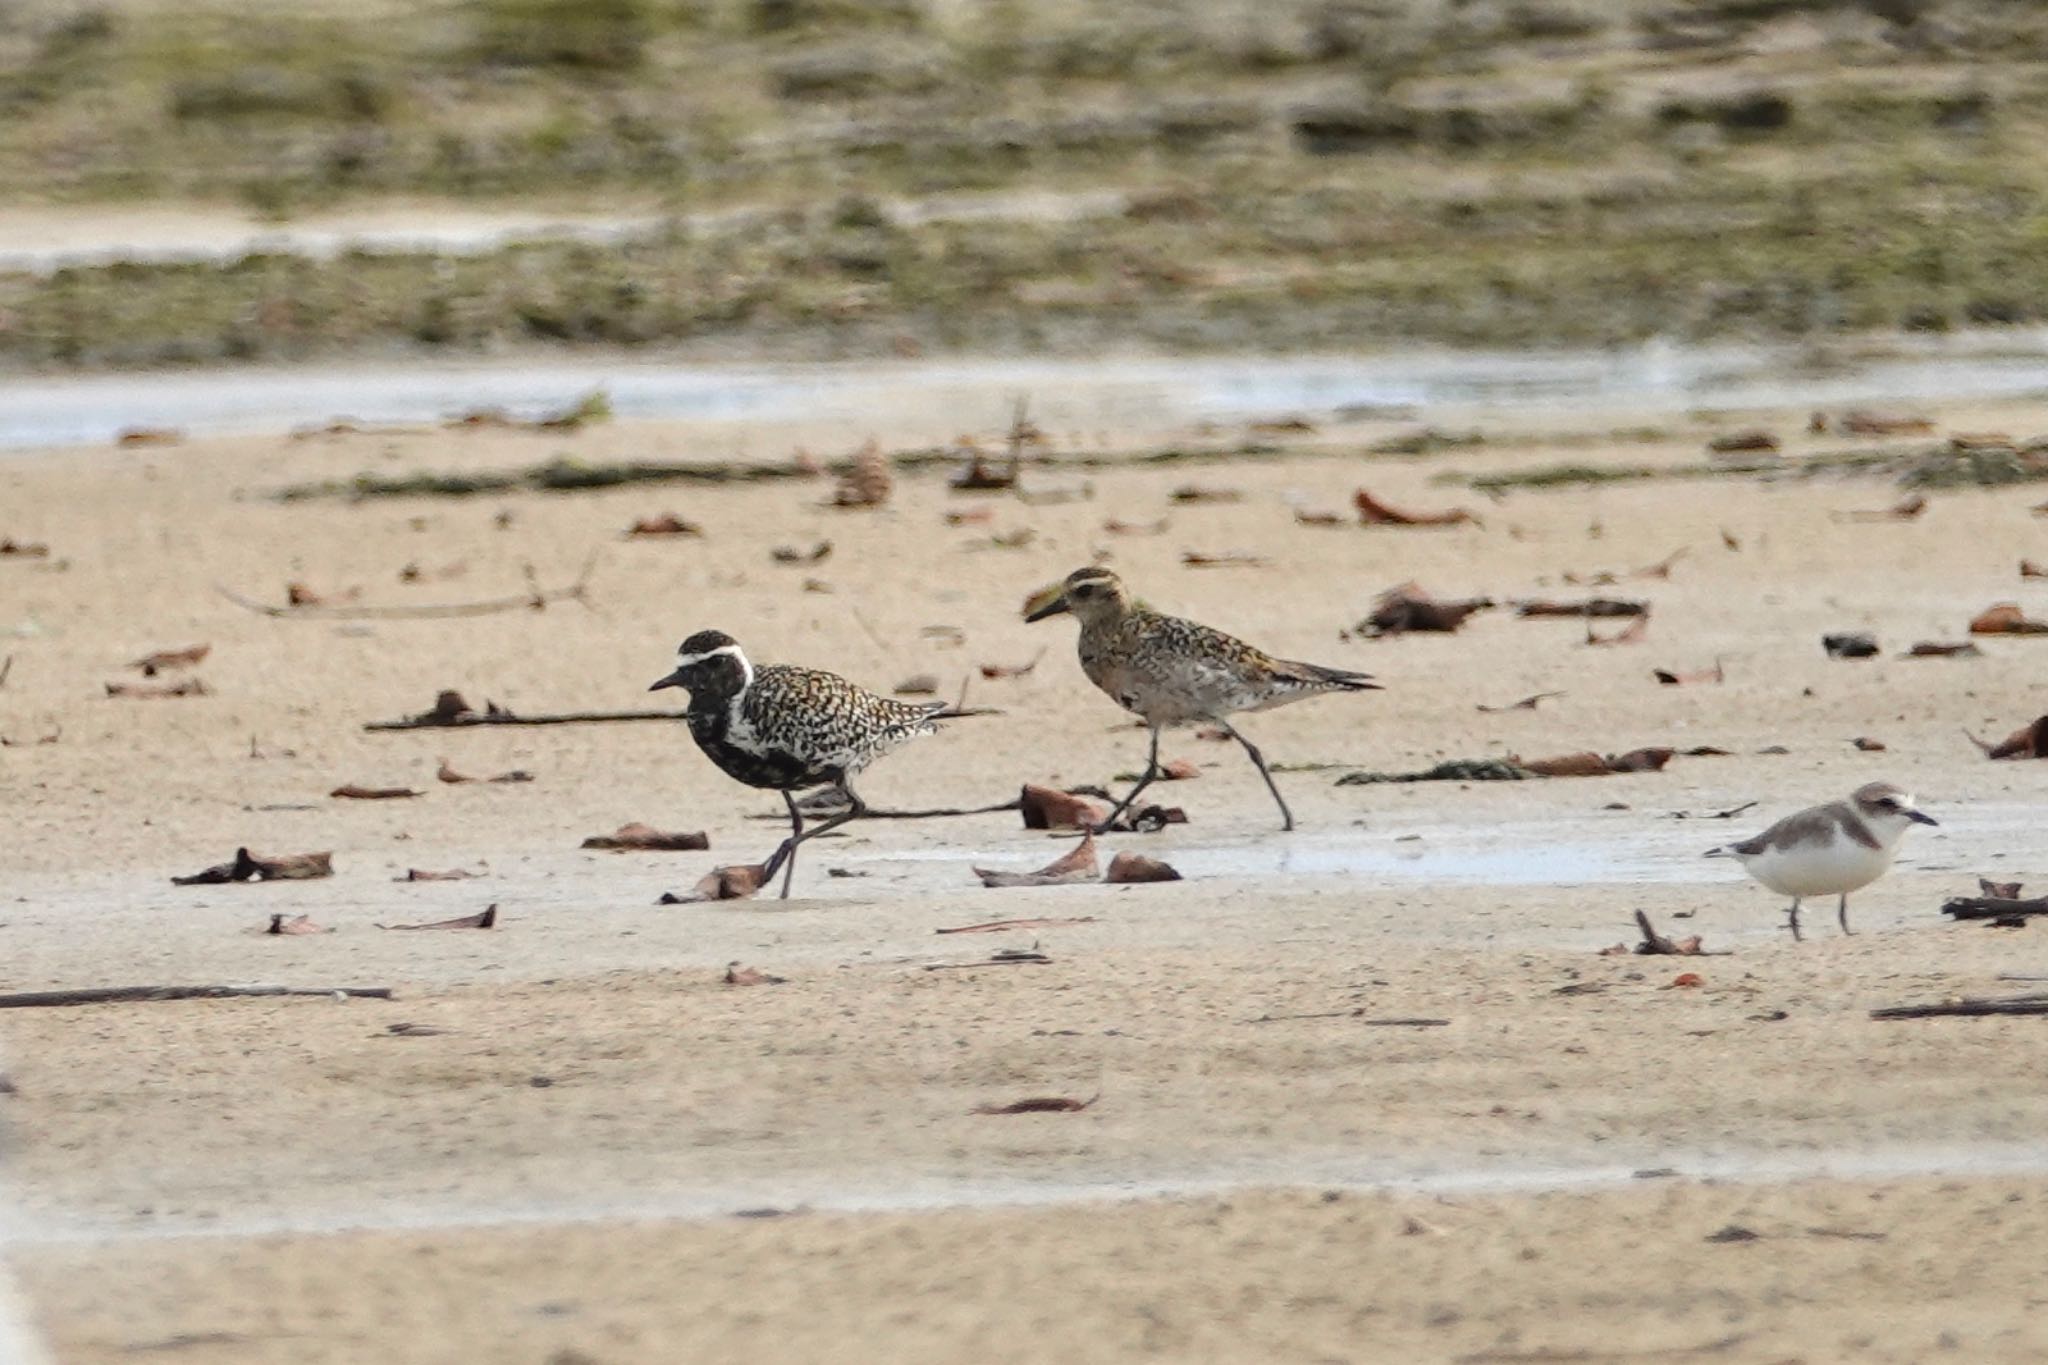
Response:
[[219, 555, 597, 620], [0, 984, 393, 1010]]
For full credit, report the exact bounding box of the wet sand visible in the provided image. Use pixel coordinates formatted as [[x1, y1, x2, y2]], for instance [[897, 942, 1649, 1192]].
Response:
[[3, 383, 2047, 1361]]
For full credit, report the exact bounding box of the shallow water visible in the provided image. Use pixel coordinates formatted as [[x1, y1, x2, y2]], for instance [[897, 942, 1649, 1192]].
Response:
[[13, 1139, 2047, 1248], [5, 331, 2048, 452]]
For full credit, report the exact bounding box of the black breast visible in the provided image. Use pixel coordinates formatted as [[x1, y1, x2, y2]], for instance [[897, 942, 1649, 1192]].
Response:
[[686, 703, 837, 792]]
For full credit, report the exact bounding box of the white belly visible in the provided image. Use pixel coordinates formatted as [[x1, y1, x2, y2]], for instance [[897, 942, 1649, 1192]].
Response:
[[1738, 839, 1893, 898]]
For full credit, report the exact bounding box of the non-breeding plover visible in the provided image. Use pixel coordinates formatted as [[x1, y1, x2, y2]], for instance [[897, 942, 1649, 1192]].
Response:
[[649, 630, 945, 897], [1025, 566, 1379, 831], [1707, 781, 1937, 940]]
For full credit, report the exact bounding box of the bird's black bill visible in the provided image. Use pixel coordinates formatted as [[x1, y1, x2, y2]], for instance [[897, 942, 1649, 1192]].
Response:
[[1907, 809, 1939, 826], [648, 669, 685, 692], [1023, 597, 1071, 623]]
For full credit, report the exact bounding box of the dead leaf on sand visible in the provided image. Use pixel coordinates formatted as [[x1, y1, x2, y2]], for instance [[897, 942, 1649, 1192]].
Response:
[[1181, 550, 1270, 568], [1105, 850, 1183, 883], [0, 537, 50, 559], [331, 784, 422, 800], [1359, 582, 1494, 636], [1476, 691, 1562, 714], [1586, 615, 1649, 647], [1160, 758, 1200, 780], [173, 848, 334, 885], [285, 582, 361, 608], [1653, 661, 1724, 685], [116, 426, 184, 448], [2023, 560, 2048, 580], [1967, 715, 2048, 760], [980, 650, 1045, 680], [971, 1094, 1099, 1115], [830, 441, 892, 507], [1518, 748, 1673, 777], [975, 833, 1100, 888], [438, 759, 535, 785], [1103, 517, 1169, 536], [1853, 736, 1888, 752], [1169, 485, 1242, 504], [771, 540, 832, 565], [1980, 878, 2025, 900], [626, 513, 703, 538], [581, 823, 711, 851], [1294, 509, 1344, 527], [724, 963, 787, 985], [265, 913, 330, 936], [661, 863, 768, 902], [1352, 488, 1479, 527], [1970, 603, 2048, 635], [1518, 598, 1647, 619], [1907, 641, 1981, 658], [105, 678, 209, 699], [129, 643, 210, 674], [1706, 429, 1778, 455], [1018, 784, 1109, 831], [1833, 494, 1928, 523], [377, 905, 498, 930]]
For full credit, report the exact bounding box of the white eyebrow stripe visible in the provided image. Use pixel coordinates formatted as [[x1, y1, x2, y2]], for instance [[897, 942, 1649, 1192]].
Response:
[[673, 643, 753, 688]]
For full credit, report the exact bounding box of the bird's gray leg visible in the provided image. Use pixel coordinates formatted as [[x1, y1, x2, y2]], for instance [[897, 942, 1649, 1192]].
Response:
[[1093, 725, 1161, 834], [767, 782, 870, 896], [1786, 898, 1803, 942], [759, 791, 805, 900], [1838, 893, 1852, 935], [1220, 719, 1293, 832]]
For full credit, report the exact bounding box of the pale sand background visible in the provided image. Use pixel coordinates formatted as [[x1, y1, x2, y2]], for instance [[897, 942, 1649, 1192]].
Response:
[[3, 386, 2048, 1362]]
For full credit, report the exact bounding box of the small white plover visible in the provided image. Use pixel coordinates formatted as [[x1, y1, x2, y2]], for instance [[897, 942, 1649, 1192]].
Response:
[[1707, 780, 1937, 940], [650, 630, 945, 898], [1025, 566, 1380, 832]]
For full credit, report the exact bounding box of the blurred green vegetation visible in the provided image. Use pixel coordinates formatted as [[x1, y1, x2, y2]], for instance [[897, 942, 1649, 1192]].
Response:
[[4, 0, 2048, 365]]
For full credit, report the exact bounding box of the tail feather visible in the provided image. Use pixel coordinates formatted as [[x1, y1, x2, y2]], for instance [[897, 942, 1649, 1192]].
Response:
[[1278, 659, 1381, 692]]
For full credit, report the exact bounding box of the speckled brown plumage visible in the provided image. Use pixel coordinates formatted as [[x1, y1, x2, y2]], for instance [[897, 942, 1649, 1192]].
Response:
[[1026, 567, 1379, 831]]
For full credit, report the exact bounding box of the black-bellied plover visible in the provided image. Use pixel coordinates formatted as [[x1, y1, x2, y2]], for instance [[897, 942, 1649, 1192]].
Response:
[[649, 629, 945, 897], [1707, 780, 1937, 940], [1025, 566, 1379, 831]]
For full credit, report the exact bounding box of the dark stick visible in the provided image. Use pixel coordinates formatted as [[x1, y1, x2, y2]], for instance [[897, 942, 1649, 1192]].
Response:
[[1872, 993, 2048, 1020], [1942, 895, 2048, 920], [0, 984, 394, 1009]]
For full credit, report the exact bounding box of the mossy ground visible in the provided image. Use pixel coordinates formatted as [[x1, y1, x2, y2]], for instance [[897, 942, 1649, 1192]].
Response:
[[6, 0, 2048, 367]]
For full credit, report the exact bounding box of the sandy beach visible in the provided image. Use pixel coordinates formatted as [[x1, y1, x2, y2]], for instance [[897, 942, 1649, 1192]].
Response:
[[4, 379, 2048, 1362]]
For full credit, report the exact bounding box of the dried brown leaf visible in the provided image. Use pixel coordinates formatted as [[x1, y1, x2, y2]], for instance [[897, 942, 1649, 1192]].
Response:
[[1969, 716, 2048, 760], [1360, 582, 1493, 636], [331, 784, 422, 800], [105, 678, 209, 699], [378, 905, 498, 930], [723, 963, 787, 985], [0, 537, 50, 558], [266, 913, 329, 936], [581, 823, 711, 851], [972, 1094, 1099, 1115], [980, 649, 1045, 680], [1105, 850, 1182, 883], [1181, 550, 1269, 568], [116, 426, 183, 448], [1294, 509, 1344, 526], [976, 833, 1100, 887], [173, 847, 333, 885], [1018, 784, 1108, 831], [1352, 488, 1478, 527], [626, 513, 703, 538], [1852, 736, 1887, 752], [1517, 751, 1614, 778], [1103, 517, 1169, 536], [1970, 603, 2048, 636], [1907, 641, 1980, 658], [1169, 485, 1241, 504], [831, 441, 892, 507], [129, 643, 210, 673]]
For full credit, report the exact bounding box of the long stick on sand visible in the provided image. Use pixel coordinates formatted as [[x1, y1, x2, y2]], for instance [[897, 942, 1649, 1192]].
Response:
[[0, 985, 394, 1010]]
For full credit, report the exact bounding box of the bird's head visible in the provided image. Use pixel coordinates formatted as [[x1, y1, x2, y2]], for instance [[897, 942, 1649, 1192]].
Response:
[[1024, 565, 1132, 628], [649, 629, 754, 699], [1852, 781, 1937, 834]]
